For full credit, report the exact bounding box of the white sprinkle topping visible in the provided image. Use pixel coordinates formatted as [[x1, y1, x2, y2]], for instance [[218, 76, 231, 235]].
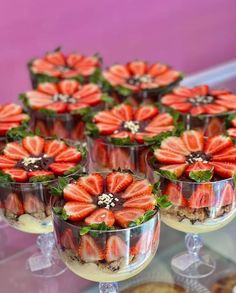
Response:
[[97, 193, 119, 209], [22, 157, 42, 166], [52, 94, 76, 104], [124, 121, 140, 134]]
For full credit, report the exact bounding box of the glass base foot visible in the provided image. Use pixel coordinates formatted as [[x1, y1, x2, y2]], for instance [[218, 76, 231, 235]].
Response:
[[171, 251, 216, 279], [99, 282, 119, 293], [27, 250, 67, 278]]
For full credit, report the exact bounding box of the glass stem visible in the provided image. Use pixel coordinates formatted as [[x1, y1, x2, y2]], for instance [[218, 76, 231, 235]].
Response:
[[36, 232, 55, 260], [185, 233, 203, 260], [99, 282, 119, 293]]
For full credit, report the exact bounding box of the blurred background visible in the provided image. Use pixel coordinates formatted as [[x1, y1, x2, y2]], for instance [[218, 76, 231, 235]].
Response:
[[0, 0, 235, 102]]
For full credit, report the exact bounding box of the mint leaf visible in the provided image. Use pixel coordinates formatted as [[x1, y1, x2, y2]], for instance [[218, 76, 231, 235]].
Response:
[[79, 222, 114, 236], [72, 107, 93, 122], [50, 177, 70, 196], [80, 226, 91, 236], [157, 169, 177, 180], [116, 86, 132, 96], [155, 195, 172, 209], [7, 123, 33, 141], [29, 175, 55, 183], [109, 136, 133, 146], [189, 168, 213, 183], [128, 210, 157, 227], [19, 94, 29, 108], [64, 164, 81, 176], [89, 68, 102, 84], [39, 108, 56, 117], [53, 207, 69, 220], [101, 94, 115, 105], [0, 171, 13, 185], [152, 181, 160, 195], [85, 122, 99, 137]]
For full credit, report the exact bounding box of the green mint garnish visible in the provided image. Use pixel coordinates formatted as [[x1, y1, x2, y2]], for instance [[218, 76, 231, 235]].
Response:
[[128, 210, 157, 227], [85, 122, 99, 137], [80, 222, 114, 236], [53, 207, 69, 221], [29, 175, 55, 183], [39, 108, 56, 117], [155, 195, 172, 209], [49, 177, 70, 196], [189, 168, 213, 183]]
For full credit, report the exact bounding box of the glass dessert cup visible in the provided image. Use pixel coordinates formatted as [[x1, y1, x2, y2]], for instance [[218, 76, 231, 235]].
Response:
[[87, 136, 151, 176], [146, 151, 236, 278], [52, 206, 160, 292]]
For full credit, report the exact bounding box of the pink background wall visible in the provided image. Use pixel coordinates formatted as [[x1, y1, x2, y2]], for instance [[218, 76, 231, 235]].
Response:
[[0, 0, 236, 103]]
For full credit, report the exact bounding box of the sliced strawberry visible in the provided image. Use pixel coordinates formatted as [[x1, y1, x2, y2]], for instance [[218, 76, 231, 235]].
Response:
[[110, 131, 134, 141], [64, 184, 93, 203], [106, 171, 133, 193], [55, 146, 81, 163], [167, 102, 192, 113], [154, 148, 186, 164], [189, 184, 216, 208], [112, 104, 133, 121], [34, 120, 49, 137], [210, 90, 231, 96], [78, 92, 102, 107], [0, 122, 20, 135], [0, 113, 28, 123], [51, 121, 68, 139], [147, 113, 174, 127], [0, 155, 16, 168], [114, 208, 145, 228], [123, 195, 155, 211], [96, 123, 119, 135], [45, 51, 65, 66], [212, 146, 236, 162], [161, 136, 190, 155], [193, 85, 209, 96], [190, 106, 206, 116], [37, 82, 58, 95], [23, 193, 45, 213], [0, 104, 22, 118], [78, 235, 103, 262], [232, 118, 236, 128], [64, 202, 96, 221], [185, 162, 213, 177], [144, 125, 174, 134], [133, 231, 152, 255], [71, 121, 85, 140], [3, 168, 28, 182], [109, 64, 130, 78], [45, 102, 68, 113], [164, 182, 188, 207], [218, 183, 235, 207], [94, 111, 122, 125], [159, 163, 187, 179], [44, 139, 67, 157], [85, 208, 115, 227], [28, 170, 54, 178], [128, 61, 147, 75], [215, 97, 236, 110], [134, 105, 159, 121], [181, 130, 204, 152], [109, 148, 134, 170], [209, 162, 236, 178], [204, 135, 233, 155], [161, 94, 187, 106], [227, 128, 236, 138], [173, 87, 196, 97], [58, 80, 79, 96], [92, 139, 108, 167], [26, 91, 52, 109], [22, 136, 45, 156], [4, 142, 29, 160], [60, 228, 78, 252], [204, 103, 227, 114], [77, 173, 104, 196], [105, 235, 127, 262], [135, 132, 156, 144], [206, 117, 224, 137], [49, 162, 76, 175], [68, 102, 88, 113], [122, 179, 152, 199], [4, 192, 24, 215], [148, 63, 168, 76], [155, 69, 180, 86]]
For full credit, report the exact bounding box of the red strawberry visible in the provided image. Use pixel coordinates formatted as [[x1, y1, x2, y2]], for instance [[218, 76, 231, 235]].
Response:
[[23, 193, 45, 214], [161, 94, 187, 106], [193, 85, 209, 96], [91, 139, 108, 167], [132, 231, 152, 255], [109, 148, 134, 170], [144, 125, 174, 134], [77, 173, 103, 196], [135, 132, 156, 144], [112, 104, 133, 121], [190, 105, 206, 116], [34, 120, 49, 137], [147, 113, 174, 128], [44, 139, 67, 157], [3, 168, 28, 182], [4, 142, 29, 160], [185, 162, 213, 177], [96, 123, 119, 135], [212, 146, 236, 162], [22, 136, 45, 156], [173, 87, 195, 97], [114, 208, 145, 228], [78, 235, 104, 262], [94, 111, 122, 125], [51, 121, 68, 139], [122, 179, 152, 199], [134, 105, 159, 121], [206, 117, 224, 137], [63, 202, 96, 221], [205, 103, 227, 114], [209, 162, 236, 178], [49, 162, 76, 175], [159, 163, 187, 179], [0, 155, 16, 168], [168, 102, 192, 113], [110, 131, 134, 141], [28, 170, 54, 179], [55, 146, 81, 163], [58, 80, 79, 96], [64, 183, 93, 203], [181, 130, 204, 153], [45, 102, 67, 113], [71, 121, 85, 140], [204, 135, 233, 155], [164, 182, 188, 207], [189, 184, 216, 208], [106, 171, 133, 193], [128, 61, 147, 75], [123, 195, 155, 211], [0, 122, 21, 135], [227, 128, 236, 138], [154, 148, 186, 164], [37, 82, 58, 95], [4, 192, 24, 215], [160, 136, 190, 155], [218, 183, 235, 207], [0, 103, 22, 118], [105, 235, 127, 262], [60, 228, 78, 252], [85, 208, 115, 227], [78, 92, 102, 107]]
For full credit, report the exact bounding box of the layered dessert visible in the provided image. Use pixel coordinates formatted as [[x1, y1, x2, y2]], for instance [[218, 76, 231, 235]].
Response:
[[161, 85, 236, 137], [52, 170, 160, 282], [226, 114, 236, 138], [28, 48, 102, 87], [0, 135, 86, 233], [20, 79, 111, 140], [103, 61, 182, 105], [86, 103, 175, 174], [0, 103, 29, 149], [147, 129, 236, 233]]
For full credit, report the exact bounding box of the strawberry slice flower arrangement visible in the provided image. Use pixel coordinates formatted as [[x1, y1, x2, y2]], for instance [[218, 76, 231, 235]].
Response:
[[20, 79, 114, 141], [28, 48, 102, 87], [86, 103, 178, 174], [52, 170, 168, 288], [102, 61, 183, 105], [146, 129, 236, 278], [161, 85, 236, 137], [0, 134, 87, 277]]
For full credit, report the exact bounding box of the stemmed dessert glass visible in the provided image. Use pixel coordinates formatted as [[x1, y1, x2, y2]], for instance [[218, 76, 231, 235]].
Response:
[[146, 150, 236, 278], [52, 204, 160, 292]]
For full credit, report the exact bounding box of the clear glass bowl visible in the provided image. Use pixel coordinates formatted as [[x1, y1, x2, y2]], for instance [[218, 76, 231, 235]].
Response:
[[52, 205, 160, 283], [87, 136, 150, 176]]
